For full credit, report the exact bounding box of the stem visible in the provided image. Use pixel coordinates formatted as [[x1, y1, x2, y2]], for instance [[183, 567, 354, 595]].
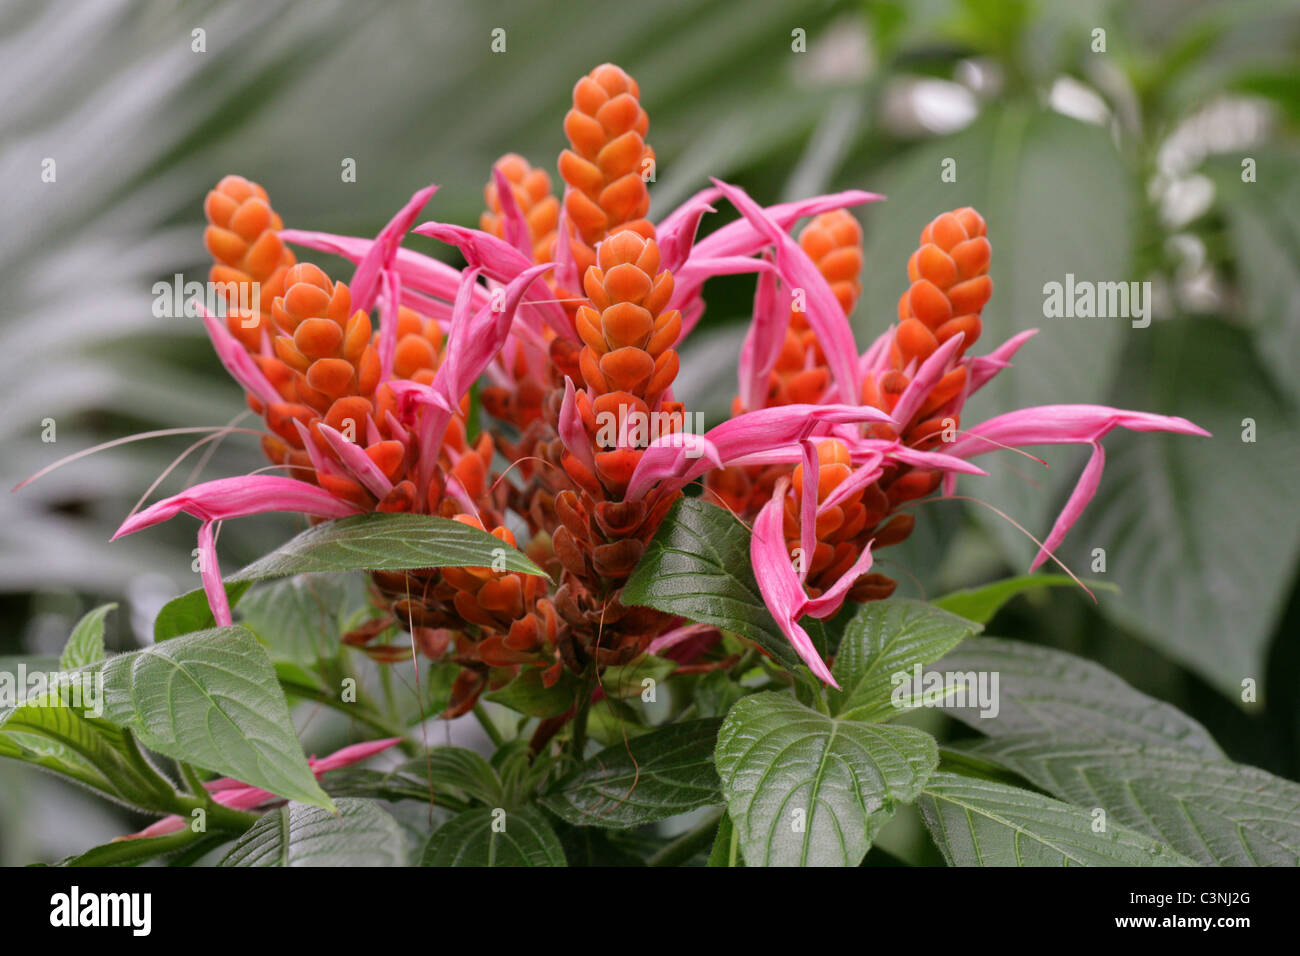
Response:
[[570, 666, 597, 760], [170, 794, 259, 832], [179, 761, 209, 799], [648, 810, 723, 867], [280, 677, 408, 739], [473, 703, 505, 748]]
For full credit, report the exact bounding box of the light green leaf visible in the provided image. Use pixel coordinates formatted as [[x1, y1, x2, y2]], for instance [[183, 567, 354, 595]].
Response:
[[422, 806, 566, 866], [0, 686, 175, 810], [100, 627, 333, 810], [933, 575, 1115, 625], [485, 668, 577, 718], [154, 583, 253, 642], [229, 513, 546, 582], [623, 498, 800, 671], [919, 772, 1197, 867], [220, 799, 406, 866], [715, 692, 937, 866], [542, 719, 722, 829], [828, 599, 981, 721], [60, 603, 116, 670], [236, 572, 372, 665]]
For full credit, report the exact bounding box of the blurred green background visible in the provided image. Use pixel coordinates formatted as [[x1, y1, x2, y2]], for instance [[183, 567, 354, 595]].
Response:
[[1, 0, 1297, 863]]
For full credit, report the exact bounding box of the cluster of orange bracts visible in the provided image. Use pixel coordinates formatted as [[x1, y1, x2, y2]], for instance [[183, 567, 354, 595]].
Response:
[[198, 62, 993, 719]]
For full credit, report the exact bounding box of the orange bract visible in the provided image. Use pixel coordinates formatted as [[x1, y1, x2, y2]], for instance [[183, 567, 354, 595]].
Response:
[[480, 153, 560, 263], [203, 175, 297, 351], [558, 63, 656, 274]]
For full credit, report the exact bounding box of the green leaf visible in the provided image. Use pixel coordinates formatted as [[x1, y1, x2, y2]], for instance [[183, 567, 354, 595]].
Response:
[[933, 575, 1116, 625], [99, 627, 333, 810], [60, 603, 116, 669], [220, 799, 406, 866], [856, 106, 1135, 568], [962, 737, 1300, 866], [1061, 320, 1300, 697], [422, 806, 566, 866], [623, 498, 800, 671], [542, 718, 723, 828], [0, 686, 175, 810], [236, 572, 372, 665], [599, 655, 677, 698], [827, 599, 981, 721], [1206, 149, 1300, 404], [229, 513, 546, 582], [918, 772, 1196, 867], [715, 692, 937, 866], [485, 668, 577, 718], [154, 582, 252, 642], [934, 638, 1224, 754], [58, 829, 212, 867], [396, 749, 503, 807]]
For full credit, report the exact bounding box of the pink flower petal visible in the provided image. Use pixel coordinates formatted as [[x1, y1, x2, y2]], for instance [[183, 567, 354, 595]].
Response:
[[350, 184, 438, 311], [113, 475, 360, 539], [711, 179, 862, 406], [750, 481, 838, 687]]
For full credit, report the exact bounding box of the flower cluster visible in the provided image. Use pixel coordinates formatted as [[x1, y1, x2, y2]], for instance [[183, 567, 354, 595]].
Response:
[[115, 63, 1206, 705]]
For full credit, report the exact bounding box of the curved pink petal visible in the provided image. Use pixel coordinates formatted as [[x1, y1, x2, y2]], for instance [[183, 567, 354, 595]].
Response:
[[492, 165, 533, 260], [750, 482, 838, 687], [711, 179, 862, 405], [200, 307, 279, 406], [113, 475, 360, 539], [350, 184, 438, 311], [316, 424, 394, 501]]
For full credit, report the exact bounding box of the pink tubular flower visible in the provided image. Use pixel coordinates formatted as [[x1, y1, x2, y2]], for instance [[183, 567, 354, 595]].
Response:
[[708, 197, 1209, 684], [122, 738, 402, 840]]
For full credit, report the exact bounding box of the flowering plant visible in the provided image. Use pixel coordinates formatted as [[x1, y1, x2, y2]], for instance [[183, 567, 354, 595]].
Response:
[[9, 62, 1298, 869]]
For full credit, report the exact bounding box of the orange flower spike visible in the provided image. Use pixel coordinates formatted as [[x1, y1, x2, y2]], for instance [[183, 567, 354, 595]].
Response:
[[480, 153, 560, 263], [896, 206, 991, 365], [558, 63, 656, 271], [203, 175, 297, 351], [270, 264, 381, 414], [575, 230, 680, 408]]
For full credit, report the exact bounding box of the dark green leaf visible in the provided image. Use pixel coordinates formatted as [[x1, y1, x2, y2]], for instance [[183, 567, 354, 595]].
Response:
[[919, 772, 1196, 867], [229, 513, 546, 581], [542, 718, 722, 828], [963, 736, 1300, 866], [715, 692, 937, 866], [154, 582, 252, 642], [934, 637, 1223, 754], [623, 498, 800, 671], [422, 806, 565, 866], [394, 749, 503, 806], [1061, 320, 1300, 696], [220, 799, 405, 866]]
